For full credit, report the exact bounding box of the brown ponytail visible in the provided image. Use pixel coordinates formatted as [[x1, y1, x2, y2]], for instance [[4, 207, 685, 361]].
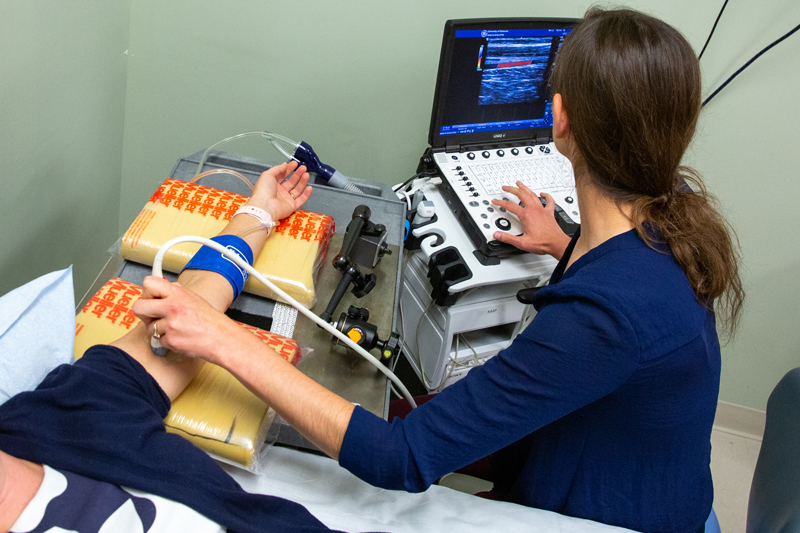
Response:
[[551, 8, 744, 338]]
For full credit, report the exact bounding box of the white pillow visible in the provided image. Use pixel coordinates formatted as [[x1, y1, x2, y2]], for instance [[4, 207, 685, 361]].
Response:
[[0, 267, 76, 404]]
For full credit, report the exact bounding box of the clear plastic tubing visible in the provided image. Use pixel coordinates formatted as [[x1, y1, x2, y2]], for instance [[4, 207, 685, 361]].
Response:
[[195, 131, 363, 194], [195, 132, 300, 177], [151, 235, 417, 409]]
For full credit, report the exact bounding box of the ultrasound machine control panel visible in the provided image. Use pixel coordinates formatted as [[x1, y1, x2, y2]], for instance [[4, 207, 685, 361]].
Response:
[[434, 144, 579, 253], [425, 18, 581, 260]]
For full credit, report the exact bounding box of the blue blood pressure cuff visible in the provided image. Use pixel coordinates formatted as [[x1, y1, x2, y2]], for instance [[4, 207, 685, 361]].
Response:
[[182, 235, 254, 300]]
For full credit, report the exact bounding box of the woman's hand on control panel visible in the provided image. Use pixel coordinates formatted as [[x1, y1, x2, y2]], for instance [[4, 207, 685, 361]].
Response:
[[248, 161, 312, 222], [492, 181, 571, 260]]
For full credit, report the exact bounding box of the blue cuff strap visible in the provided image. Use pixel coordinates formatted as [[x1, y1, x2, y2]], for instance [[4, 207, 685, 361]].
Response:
[[182, 235, 254, 300]]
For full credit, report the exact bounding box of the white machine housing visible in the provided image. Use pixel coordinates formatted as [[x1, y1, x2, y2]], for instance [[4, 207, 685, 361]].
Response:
[[400, 251, 536, 391], [399, 181, 561, 391]]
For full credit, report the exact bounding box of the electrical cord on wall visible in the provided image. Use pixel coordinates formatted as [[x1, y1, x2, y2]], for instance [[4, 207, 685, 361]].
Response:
[[697, 0, 729, 61], [702, 21, 800, 107]]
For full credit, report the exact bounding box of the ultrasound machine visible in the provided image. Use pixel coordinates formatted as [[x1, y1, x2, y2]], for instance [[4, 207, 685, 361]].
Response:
[[400, 18, 581, 391]]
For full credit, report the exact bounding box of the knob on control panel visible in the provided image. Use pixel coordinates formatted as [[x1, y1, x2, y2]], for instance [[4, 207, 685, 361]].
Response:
[[495, 218, 512, 231], [482, 151, 490, 158]]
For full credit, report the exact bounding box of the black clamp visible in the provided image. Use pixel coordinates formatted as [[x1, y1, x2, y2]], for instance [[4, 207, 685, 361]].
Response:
[[333, 306, 401, 363], [320, 206, 384, 323]]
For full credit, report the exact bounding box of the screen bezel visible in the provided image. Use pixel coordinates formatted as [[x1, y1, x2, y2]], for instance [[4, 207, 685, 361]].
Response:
[[428, 17, 578, 149]]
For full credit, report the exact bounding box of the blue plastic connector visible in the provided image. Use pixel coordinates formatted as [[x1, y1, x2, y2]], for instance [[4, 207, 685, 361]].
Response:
[[292, 141, 361, 192], [293, 142, 336, 182]]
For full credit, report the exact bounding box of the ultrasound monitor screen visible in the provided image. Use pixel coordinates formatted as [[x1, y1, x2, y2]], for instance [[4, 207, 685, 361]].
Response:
[[430, 20, 575, 146]]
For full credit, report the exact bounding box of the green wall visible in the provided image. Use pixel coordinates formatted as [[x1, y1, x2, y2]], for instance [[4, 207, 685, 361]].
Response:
[[0, 0, 131, 302], [2, 0, 797, 410], [687, 1, 800, 413], [118, 0, 727, 228]]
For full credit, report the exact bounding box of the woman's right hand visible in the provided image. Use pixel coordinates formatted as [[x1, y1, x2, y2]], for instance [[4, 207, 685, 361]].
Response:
[[133, 276, 247, 365], [491, 181, 572, 260]]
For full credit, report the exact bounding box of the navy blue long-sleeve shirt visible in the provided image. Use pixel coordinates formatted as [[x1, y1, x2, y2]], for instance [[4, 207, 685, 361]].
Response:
[[340, 229, 720, 533]]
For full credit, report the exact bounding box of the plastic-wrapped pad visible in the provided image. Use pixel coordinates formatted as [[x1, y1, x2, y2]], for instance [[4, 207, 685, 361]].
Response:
[[121, 179, 334, 307], [75, 278, 300, 470], [165, 327, 300, 471], [246, 209, 334, 308], [75, 278, 142, 358]]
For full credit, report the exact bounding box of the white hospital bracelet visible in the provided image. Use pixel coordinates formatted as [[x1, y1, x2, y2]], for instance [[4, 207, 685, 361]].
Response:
[[234, 206, 275, 231]]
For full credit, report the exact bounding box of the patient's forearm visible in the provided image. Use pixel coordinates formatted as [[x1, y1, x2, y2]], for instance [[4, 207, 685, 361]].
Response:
[[111, 204, 276, 399]]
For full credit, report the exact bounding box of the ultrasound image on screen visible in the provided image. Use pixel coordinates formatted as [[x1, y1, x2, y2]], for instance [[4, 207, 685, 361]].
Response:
[[479, 37, 552, 106], [433, 25, 572, 140]]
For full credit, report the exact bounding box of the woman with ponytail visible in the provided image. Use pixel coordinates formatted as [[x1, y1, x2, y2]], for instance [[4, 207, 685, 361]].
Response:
[[128, 8, 744, 533], [477, 8, 744, 531], [496, 7, 743, 340]]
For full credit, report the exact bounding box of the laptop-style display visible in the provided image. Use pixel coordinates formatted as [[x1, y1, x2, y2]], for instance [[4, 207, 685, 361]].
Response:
[[427, 18, 581, 259]]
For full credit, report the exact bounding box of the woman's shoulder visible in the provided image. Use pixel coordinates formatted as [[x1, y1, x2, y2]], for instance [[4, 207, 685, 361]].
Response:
[[536, 231, 711, 356], [545, 230, 689, 294]]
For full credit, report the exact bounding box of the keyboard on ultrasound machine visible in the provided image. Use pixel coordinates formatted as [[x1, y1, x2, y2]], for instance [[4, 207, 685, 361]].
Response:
[[435, 142, 581, 259]]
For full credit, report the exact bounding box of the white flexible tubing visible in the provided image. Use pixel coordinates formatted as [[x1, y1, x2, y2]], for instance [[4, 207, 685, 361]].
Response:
[[151, 235, 417, 409]]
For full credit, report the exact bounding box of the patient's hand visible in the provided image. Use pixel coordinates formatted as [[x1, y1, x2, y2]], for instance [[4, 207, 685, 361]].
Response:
[[491, 182, 571, 260], [248, 161, 312, 222], [133, 277, 244, 365]]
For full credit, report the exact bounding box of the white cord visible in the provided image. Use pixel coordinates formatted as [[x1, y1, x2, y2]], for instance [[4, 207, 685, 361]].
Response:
[[459, 334, 480, 366], [402, 190, 412, 210], [151, 236, 417, 409]]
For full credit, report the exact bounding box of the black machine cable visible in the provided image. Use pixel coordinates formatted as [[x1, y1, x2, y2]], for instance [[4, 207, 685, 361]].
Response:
[[698, 0, 729, 61], [702, 22, 800, 107]]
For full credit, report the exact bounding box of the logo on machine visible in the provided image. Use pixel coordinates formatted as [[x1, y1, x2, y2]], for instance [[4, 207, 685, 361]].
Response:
[[493, 133, 506, 139]]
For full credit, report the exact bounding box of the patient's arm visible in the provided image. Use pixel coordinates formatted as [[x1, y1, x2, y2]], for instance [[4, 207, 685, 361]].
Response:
[[112, 162, 311, 400], [132, 278, 355, 459]]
